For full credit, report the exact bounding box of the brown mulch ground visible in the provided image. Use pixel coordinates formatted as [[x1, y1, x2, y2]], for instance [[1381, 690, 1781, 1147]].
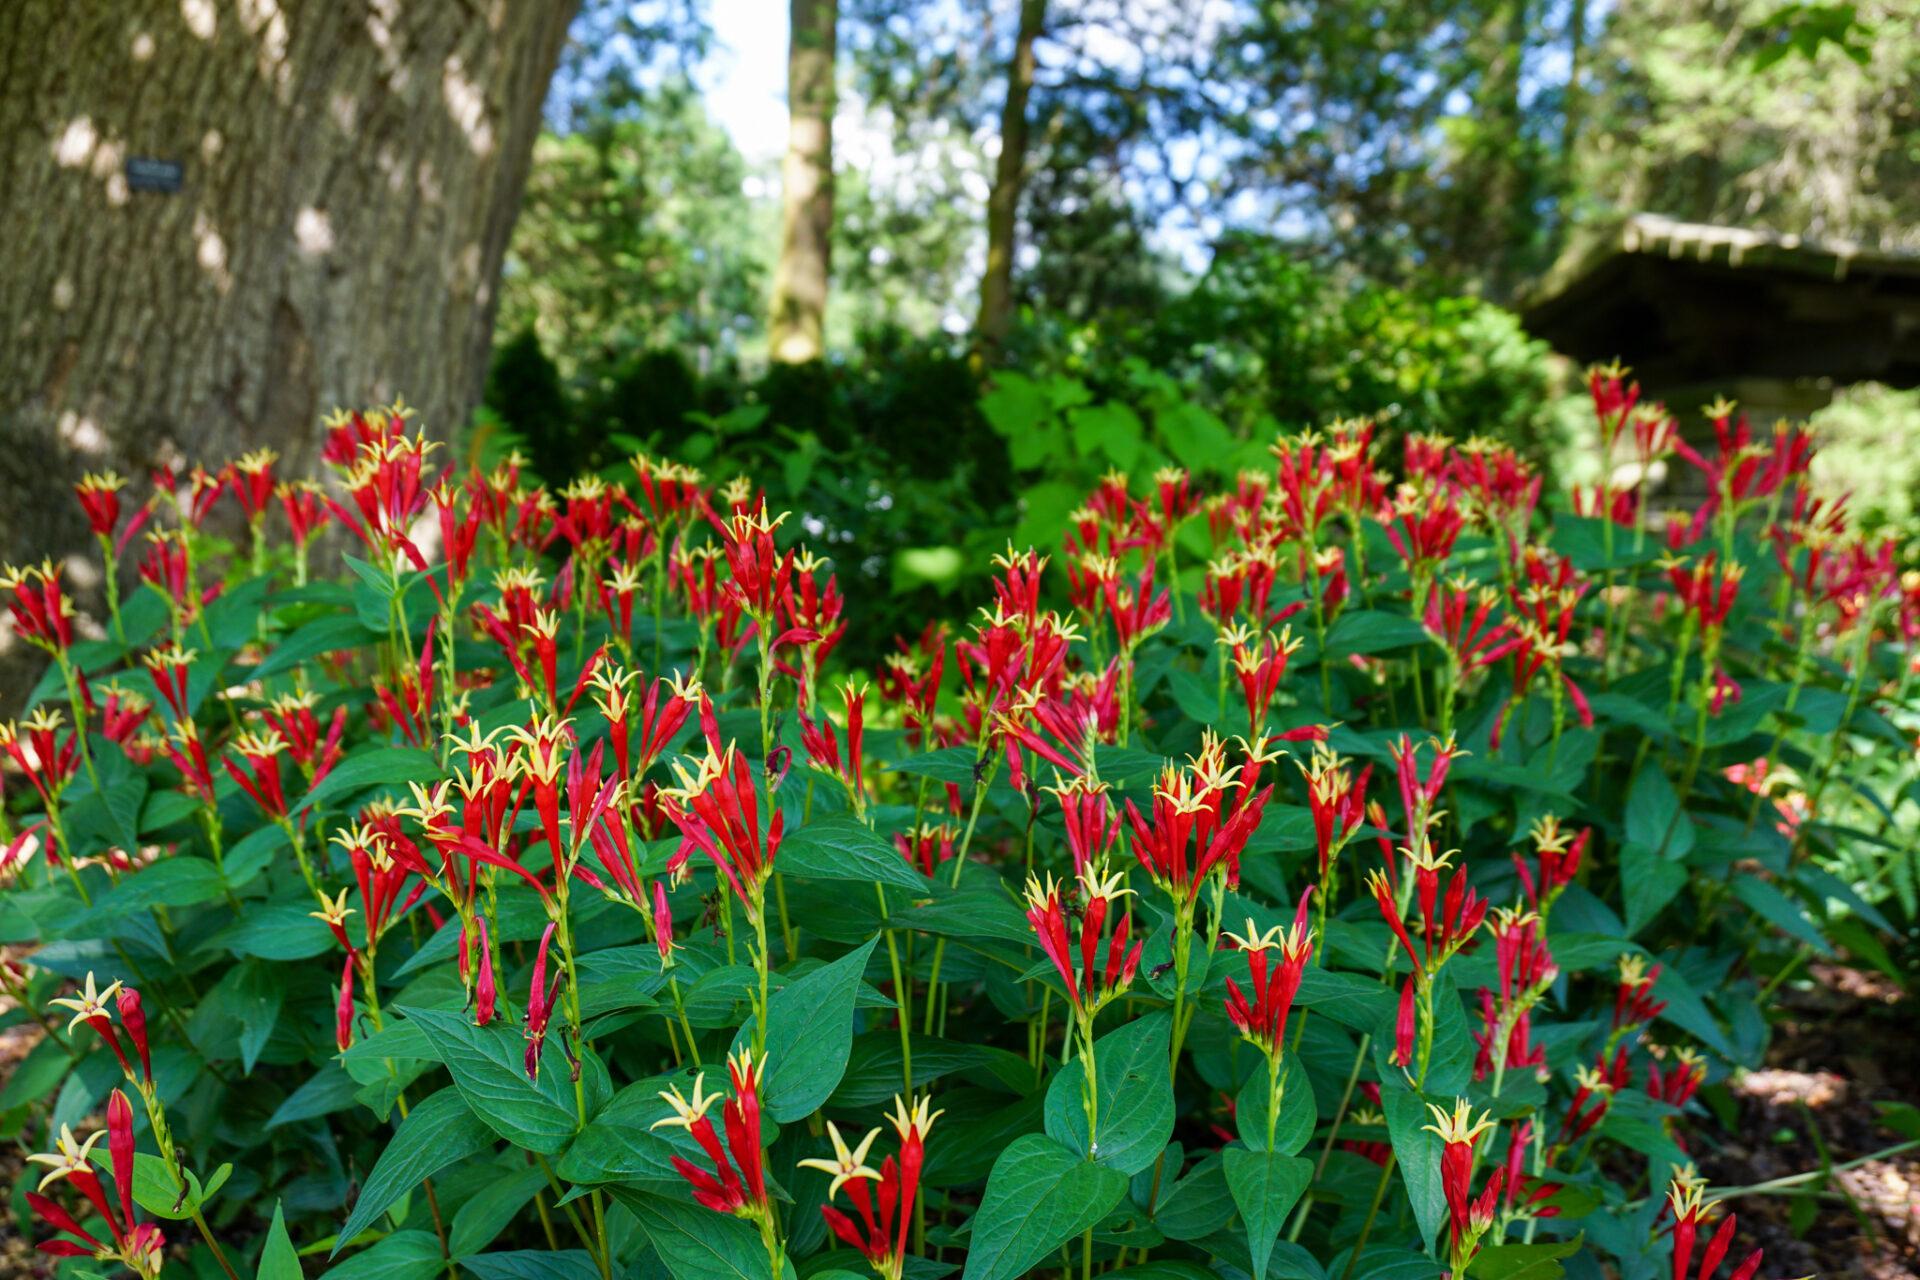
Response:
[[1696, 961, 1920, 1279]]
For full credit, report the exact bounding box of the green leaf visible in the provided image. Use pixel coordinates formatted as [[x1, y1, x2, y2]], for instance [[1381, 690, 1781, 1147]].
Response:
[[1222, 1148, 1312, 1280], [321, 1230, 444, 1280], [778, 818, 928, 894], [449, 1166, 547, 1256], [232, 960, 285, 1073], [734, 936, 879, 1122], [1620, 842, 1687, 936], [1466, 1237, 1584, 1280], [1380, 1076, 1447, 1254], [1325, 610, 1433, 658], [268, 1062, 361, 1128], [333, 1088, 494, 1253], [0, 1034, 73, 1109], [295, 747, 442, 816], [131, 1153, 214, 1220], [209, 903, 336, 961], [1626, 762, 1690, 858], [1044, 1012, 1174, 1175], [960, 1133, 1130, 1280], [1731, 877, 1831, 955], [460, 1253, 602, 1280], [254, 614, 382, 680], [1233, 1055, 1317, 1156], [610, 1187, 773, 1280], [256, 1202, 302, 1280], [1151, 1153, 1236, 1242], [398, 1006, 581, 1154], [82, 857, 225, 926]]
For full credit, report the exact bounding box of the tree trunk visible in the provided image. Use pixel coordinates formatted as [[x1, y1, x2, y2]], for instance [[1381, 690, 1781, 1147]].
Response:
[[973, 0, 1046, 364], [769, 0, 838, 364], [0, 0, 575, 695]]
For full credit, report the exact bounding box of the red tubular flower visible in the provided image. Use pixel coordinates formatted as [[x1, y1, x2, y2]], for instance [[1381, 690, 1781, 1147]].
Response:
[[334, 817, 429, 949], [114, 987, 152, 1084], [1558, 1065, 1614, 1145], [1665, 551, 1745, 633], [1046, 775, 1120, 875], [1299, 745, 1370, 878], [1473, 908, 1555, 1082], [474, 917, 498, 1025], [1023, 866, 1142, 1018], [143, 644, 196, 723], [1382, 485, 1466, 582], [507, 715, 572, 878], [1613, 955, 1666, 1031], [1389, 733, 1458, 844], [1425, 579, 1526, 676], [800, 681, 868, 807], [1102, 563, 1172, 651], [224, 729, 291, 821], [1226, 624, 1303, 738], [810, 1092, 942, 1280], [1647, 1047, 1707, 1110], [894, 823, 956, 877], [77, 472, 149, 550], [663, 741, 783, 918], [1668, 1181, 1769, 1280], [1423, 1099, 1501, 1273], [264, 693, 347, 783], [991, 545, 1048, 622], [27, 1089, 165, 1278], [1512, 815, 1586, 914], [2, 561, 75, 652], [777, 548, 846, 682], [524, 921, 561, 1081], [1124, 745, 1273, 904], [652, 880, 676, 968], [277, 479, 330, 550], [322, 417, 444, 572], [1222, 900, 1315, 1054], [1393, 976, 1417, 1068], [229, 448, 278, 523], [714, 501, 793, 621], [336, 954, 356, 1052], [654, 1050, 772, 1218], [1, 709, 81, 807], [50, 972, 135, 1079]]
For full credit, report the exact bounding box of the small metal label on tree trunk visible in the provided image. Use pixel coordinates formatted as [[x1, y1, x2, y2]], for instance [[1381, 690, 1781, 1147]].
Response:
[[125, 157, 184, 193]]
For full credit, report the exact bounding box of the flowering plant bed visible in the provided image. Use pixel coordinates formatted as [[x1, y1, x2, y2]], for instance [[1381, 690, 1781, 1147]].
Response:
[[2, 369, 1913, 1280]]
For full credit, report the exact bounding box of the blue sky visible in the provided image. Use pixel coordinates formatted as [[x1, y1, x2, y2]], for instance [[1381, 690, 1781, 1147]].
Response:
[[698, 0, 793, 165]]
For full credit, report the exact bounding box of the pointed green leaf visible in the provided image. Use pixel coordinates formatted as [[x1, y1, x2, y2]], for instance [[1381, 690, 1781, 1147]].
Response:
[[333, 1088, 493, 1253], [1222, 1148, 1312, 1280], [398, 1006, 580, 1154], [731, 936, 879, 1122], [1044, 1012, 1174, 1175], [255, 1201, 301, 1280], [961, 1133, 1129, 1280]]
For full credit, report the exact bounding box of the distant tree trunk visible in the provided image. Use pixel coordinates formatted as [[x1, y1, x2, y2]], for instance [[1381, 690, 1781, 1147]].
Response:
[[974, 0, 1047, 364], [0, 0, 574, 697], [769, 0, 838, 364]]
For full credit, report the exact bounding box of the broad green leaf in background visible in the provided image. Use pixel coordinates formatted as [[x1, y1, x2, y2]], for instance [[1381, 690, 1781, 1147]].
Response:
[[256, 1201, 302, 1280], [1380, 1076, 1447, 1255], [961, 1133, 1130, 1280], [1044, 1012, 1175, 1175], [734, 935, 880, 1122], [320, 1230, 445, 1280], [611, 1187, 784, 1280], [399, 1007, 580, 1154], [333, 1088, 494, 1252], [778, 818, 928, 893], [1223, 1148, 1313, 1280]]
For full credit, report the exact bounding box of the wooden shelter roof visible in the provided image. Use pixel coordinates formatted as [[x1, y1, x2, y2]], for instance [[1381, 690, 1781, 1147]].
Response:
[[1518, 214, 1920, 393]]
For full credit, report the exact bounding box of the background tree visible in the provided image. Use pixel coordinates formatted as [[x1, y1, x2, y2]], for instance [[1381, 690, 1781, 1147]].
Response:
[[0, 0, 576, 583], [770, 0, 841, 362]]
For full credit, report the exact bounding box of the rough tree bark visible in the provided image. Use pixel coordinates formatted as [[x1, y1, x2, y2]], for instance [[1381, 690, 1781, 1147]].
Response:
[[0, 0, 576, 695], [768, 0, 837, 364], [974, 0, 1046, 364]]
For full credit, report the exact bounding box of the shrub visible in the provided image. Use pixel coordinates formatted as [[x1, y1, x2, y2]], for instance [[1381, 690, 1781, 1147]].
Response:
[[2, 371, 1911, 1280]]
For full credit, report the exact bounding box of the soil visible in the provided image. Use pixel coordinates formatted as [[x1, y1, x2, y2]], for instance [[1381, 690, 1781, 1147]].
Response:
[[1695, 961, 1920, 1279]]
